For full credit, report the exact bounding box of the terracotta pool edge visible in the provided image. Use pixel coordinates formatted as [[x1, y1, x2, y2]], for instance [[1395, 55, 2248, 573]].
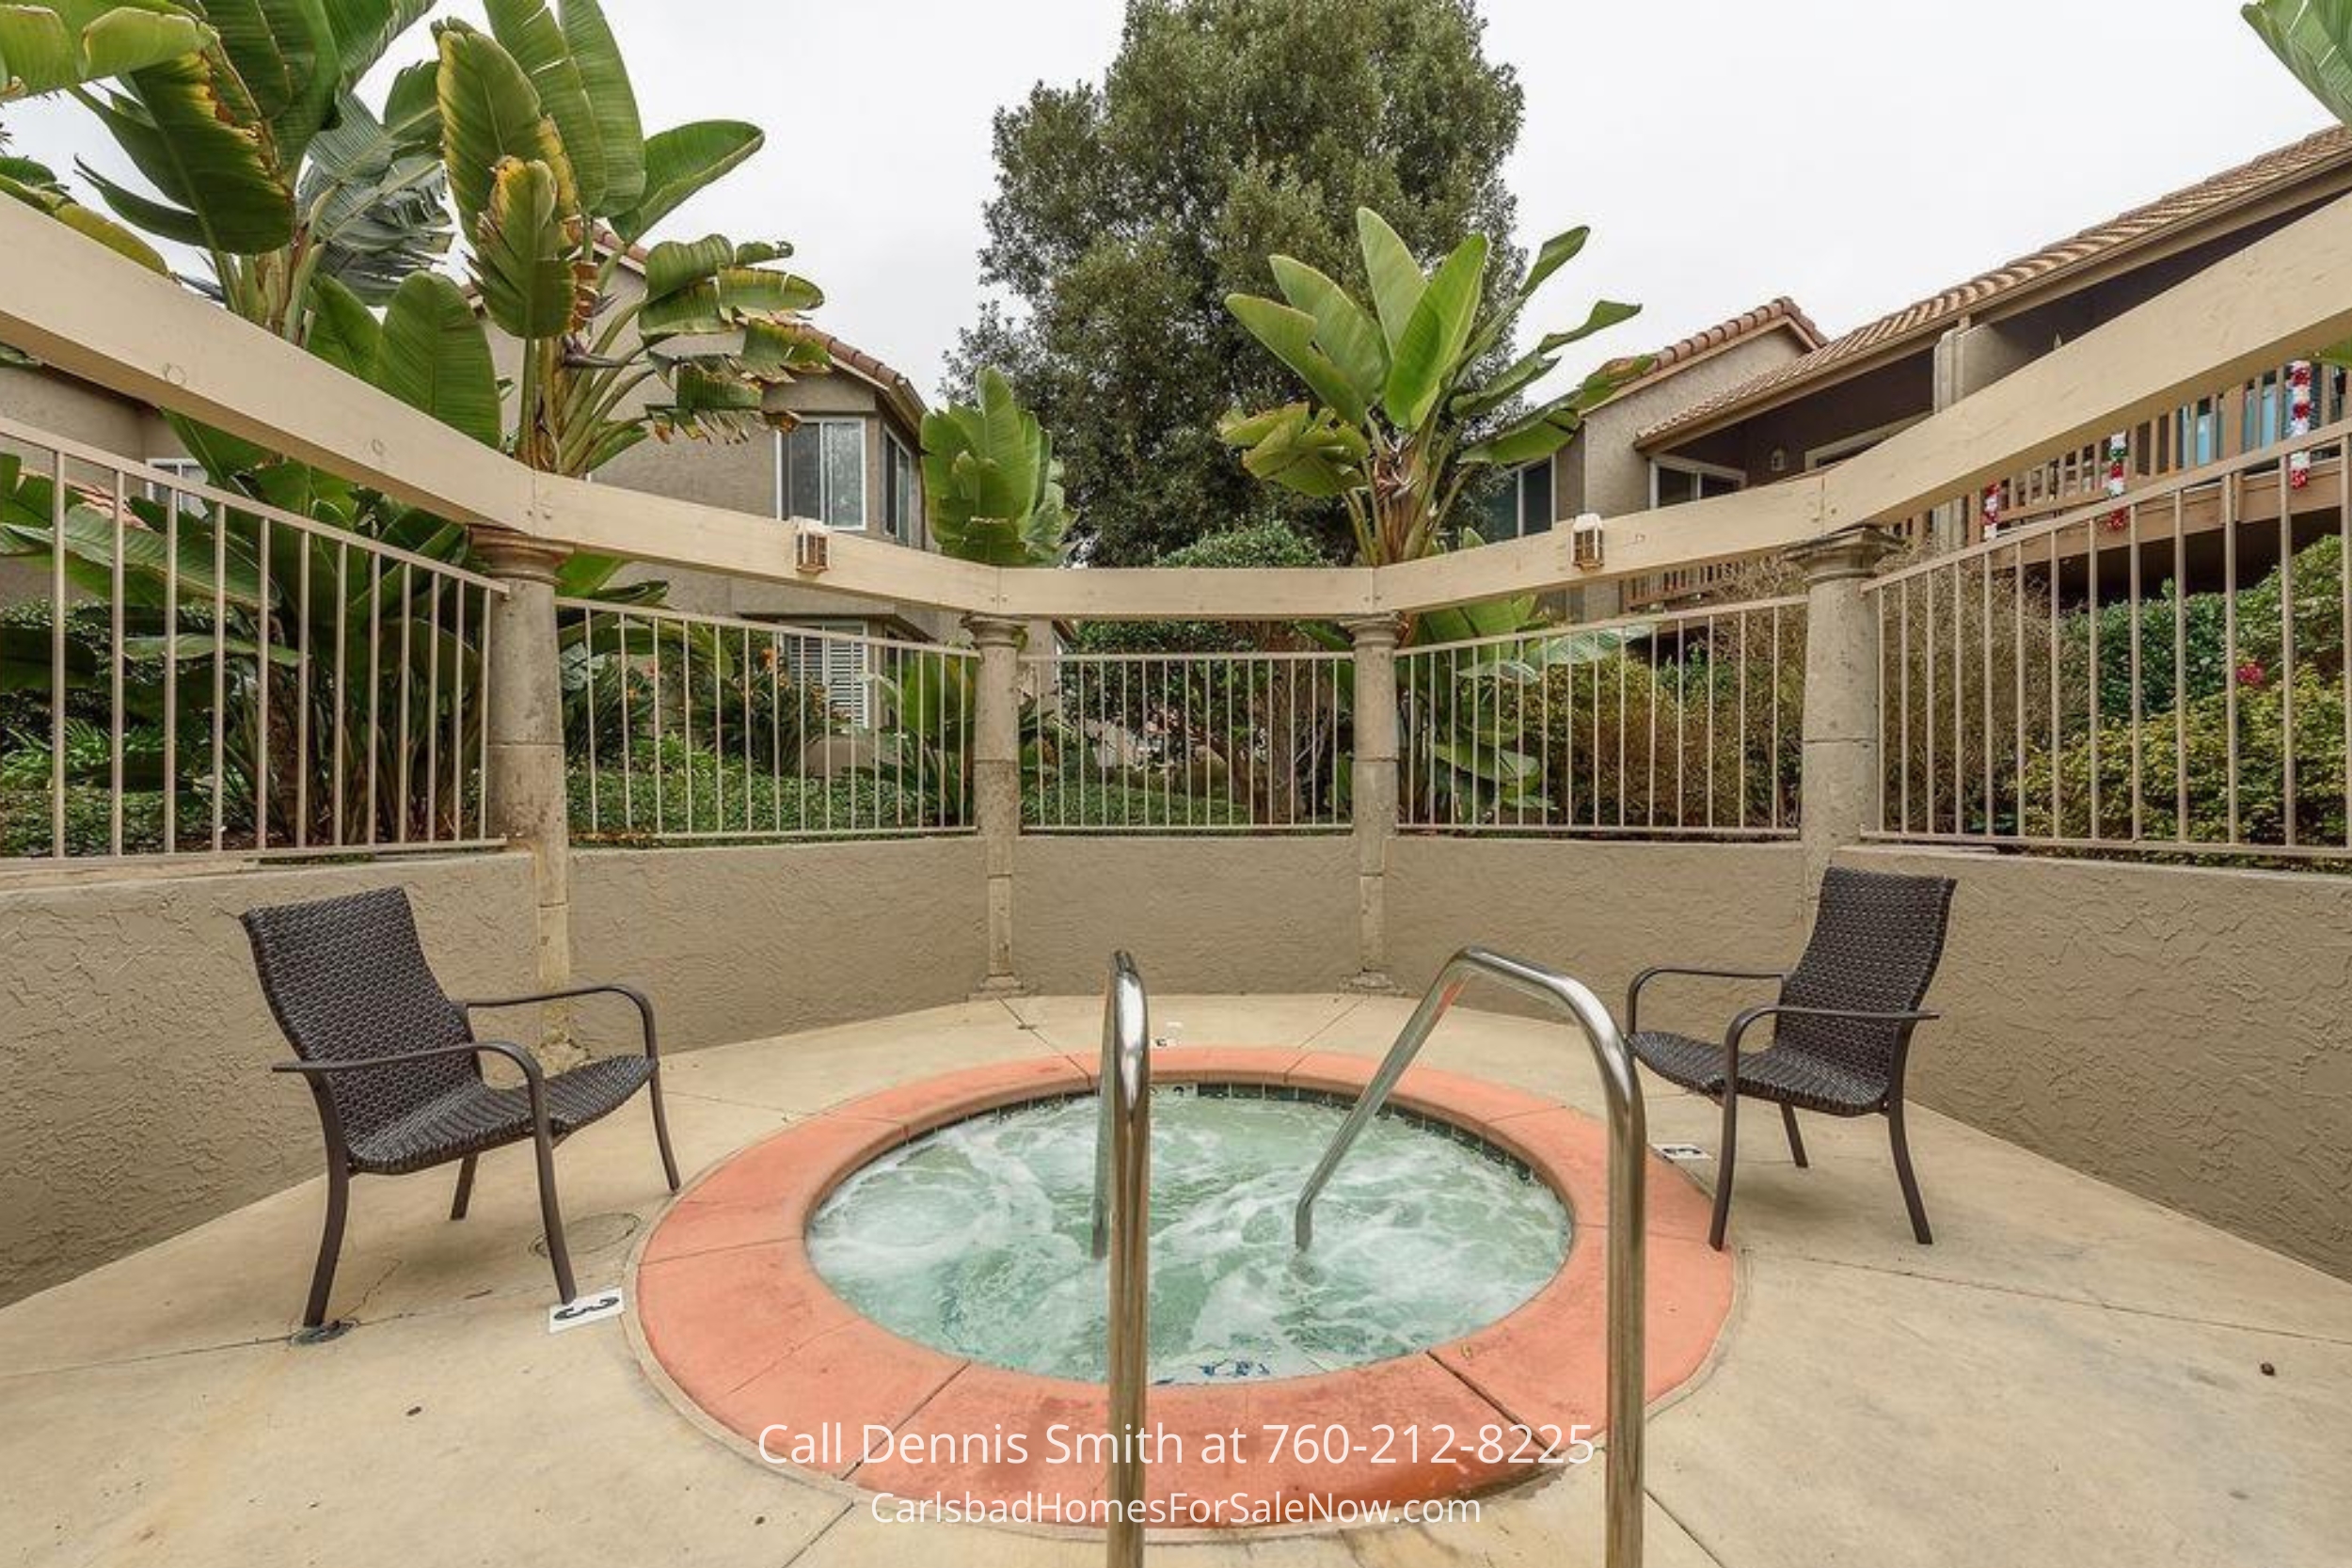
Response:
[[628, 1049, 1737, 1531]]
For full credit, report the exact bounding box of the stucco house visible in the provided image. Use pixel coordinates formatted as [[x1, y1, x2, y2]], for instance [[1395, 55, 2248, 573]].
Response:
[[1481, 297, 1826, 617], [472, 240, 954, 646], [1595, 124, 2352, 607]]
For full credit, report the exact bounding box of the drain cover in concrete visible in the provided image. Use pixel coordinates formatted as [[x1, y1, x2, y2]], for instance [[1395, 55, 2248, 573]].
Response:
[[532, 1211, 642, 1258]]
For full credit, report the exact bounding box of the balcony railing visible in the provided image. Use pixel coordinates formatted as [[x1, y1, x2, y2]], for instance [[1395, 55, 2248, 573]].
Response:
[[1867, 420, 2352, 863], [0, 414, 502, 865], [1627, 358, 2352, 610]]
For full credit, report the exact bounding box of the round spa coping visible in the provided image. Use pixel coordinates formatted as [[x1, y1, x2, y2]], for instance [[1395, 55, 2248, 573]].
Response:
[[630, 1048, 1736, 1529]]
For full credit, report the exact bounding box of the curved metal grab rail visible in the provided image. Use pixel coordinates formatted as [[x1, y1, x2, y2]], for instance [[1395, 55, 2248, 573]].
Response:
[[1293, 946, 1648, 1568], [1099, 952, 1151, 1568]]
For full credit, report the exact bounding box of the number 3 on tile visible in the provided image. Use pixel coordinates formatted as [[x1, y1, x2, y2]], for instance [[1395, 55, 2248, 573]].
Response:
[[548, 1288, 625, 1334]]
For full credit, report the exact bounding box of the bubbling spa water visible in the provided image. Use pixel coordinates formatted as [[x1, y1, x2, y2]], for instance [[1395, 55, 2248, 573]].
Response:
[[805, 1085, 1570, 1384]]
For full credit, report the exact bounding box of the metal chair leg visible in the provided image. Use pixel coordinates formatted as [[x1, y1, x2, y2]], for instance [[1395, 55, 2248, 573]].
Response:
[[449, 1153, 477, 1220], [1708, 1091, 1740, 1251], [647, 1072, 681, 1193], [528, 1128, 578, 1304], [302, 1161, 351, 1329], [1888, 1099, 1932, 1245], [1779, 1102, 1809, 1167]]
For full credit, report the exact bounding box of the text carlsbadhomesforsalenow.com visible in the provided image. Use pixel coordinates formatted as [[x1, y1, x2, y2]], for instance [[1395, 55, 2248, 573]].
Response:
[[757, 1418, 1595, 1526]]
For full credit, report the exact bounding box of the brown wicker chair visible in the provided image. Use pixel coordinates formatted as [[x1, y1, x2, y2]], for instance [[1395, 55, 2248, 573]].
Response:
[[1627, 866, 1956, 1250], [241, 887, 678, 1334]]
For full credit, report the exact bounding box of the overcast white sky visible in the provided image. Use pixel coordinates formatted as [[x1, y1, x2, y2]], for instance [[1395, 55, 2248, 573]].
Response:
[[7, 1, 2332, 402]]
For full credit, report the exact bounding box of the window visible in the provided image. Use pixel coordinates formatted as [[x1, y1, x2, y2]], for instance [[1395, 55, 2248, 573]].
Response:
[[1649, 457, 1744, 509], [883, 433, 918, 543], [1481, 459, 1556, 539], [143, 457, 211, 519], [780, 419, 867, 529], [773, 626, 873, 728]]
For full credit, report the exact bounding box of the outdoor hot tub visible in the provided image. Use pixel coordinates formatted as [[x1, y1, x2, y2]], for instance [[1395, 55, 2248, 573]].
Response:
[[629, 1049, 1735, 1527]]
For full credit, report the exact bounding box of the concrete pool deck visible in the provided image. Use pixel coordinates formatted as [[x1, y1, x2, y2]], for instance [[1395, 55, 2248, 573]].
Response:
[[3, 993, 2349, 1567]]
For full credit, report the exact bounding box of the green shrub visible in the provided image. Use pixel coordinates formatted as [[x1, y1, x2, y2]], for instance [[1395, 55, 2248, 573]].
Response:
[[2022, 669, 2346, 848], [566, 742, 940, 842]]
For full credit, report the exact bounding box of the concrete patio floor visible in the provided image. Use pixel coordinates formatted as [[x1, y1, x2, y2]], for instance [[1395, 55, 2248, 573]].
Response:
[[3, 993, 2347, 1568]]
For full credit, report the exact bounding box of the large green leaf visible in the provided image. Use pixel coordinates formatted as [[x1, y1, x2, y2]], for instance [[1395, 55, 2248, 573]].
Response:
[[376, 271, 501, 446], [298, 89, 452, 303], [472, 154, 586, 338], [610, 119, 759, 243], [1216, 401, 1368, 499], [1266, 254, 1386, 406], [1226, 293, 1368, 425], [1459, 367, 1623, 467], [304, 272, 381, 377], [87, 47, 294, 251], [2246, 0, 2352, 122], [1354, 206, 1425, 352], [1517, 224, 1590, 303], [484, 0, 605, 212], [1448, 344, 1555, 421], [639, 263, 822, 338], [919, 367, 1073, 565], [321, 0, 434, 82], [1537, 298, 1643, 355], [0, 166, 167, 269], [1382, 233, 1486, 432], [435, 18, 576, 241], [641, 231, 731, 301], [737, 318, 829, 377], [0, 1, 212, 101], [200, 0, 338, 169], [559, 0, 641, 212], [378, 54, 437, 147]]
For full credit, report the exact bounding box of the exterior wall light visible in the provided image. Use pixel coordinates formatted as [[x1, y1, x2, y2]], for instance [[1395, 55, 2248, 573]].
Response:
[[794, 524, 831, 576], [1571, 512, 1606, 570]]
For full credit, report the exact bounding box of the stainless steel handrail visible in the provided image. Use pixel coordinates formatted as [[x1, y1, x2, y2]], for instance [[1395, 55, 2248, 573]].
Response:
[[1292, 946, 1648, 1568], [1101, 952, 1151, 1568]]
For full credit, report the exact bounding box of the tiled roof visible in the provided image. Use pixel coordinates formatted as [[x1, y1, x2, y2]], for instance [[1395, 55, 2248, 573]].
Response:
[[1600, 296, 1825, 390], [1636, 124, 2352, 449], [800, 327, 928, 432]]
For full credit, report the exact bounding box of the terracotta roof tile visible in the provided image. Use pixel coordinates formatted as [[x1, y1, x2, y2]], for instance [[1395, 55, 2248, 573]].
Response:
[[1600, 296, 1825, 390], [1636, 125, 2352, 448]]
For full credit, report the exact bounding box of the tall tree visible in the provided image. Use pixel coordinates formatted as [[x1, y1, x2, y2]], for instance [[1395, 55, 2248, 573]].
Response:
[[950, 0, 1522, 565]]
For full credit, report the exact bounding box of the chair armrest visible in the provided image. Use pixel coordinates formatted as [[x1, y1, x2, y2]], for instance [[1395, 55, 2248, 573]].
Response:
[[274, 1040, 552, 1132], [1627, 965, 1788, 1037], [458, 983, 659, 1061], [1721, 1004, 1940, 1092]]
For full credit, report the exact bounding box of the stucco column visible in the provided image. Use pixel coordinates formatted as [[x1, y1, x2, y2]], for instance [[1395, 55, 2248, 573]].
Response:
[[966, 614, 1025, 996], [475, 529, 577, 1051], [1789, 525, 1902, 900], [1343, 615, 1405, 993]]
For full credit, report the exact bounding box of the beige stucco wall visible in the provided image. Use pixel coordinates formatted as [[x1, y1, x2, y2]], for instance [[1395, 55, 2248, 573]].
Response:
[[1014, 835, 1360, 996], [1386, 837, 1813, 1037], [1566, 331, 1818, 522], [0, 851, 540, 1306], [568, 838, 987, 1053], [1837, 845, 2352, 1280]]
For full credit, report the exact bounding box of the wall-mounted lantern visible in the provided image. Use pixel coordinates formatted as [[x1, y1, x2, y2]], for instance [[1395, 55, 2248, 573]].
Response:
[[1570, 512, 1605, 571], [794, 524, 831, 576]]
